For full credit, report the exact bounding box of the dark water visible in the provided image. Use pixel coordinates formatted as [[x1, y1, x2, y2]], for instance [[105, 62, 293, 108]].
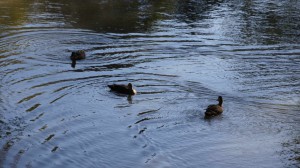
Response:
[[0, 0, 299, 167]]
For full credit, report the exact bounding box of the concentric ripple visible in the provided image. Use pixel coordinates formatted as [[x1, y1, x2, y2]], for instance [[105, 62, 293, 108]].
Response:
[[1, 1, 300, 168]]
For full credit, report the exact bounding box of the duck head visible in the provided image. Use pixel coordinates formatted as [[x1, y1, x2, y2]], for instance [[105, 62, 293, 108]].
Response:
[[128, 83, 133, 89], [128, 83, 137, 95], [217, 96, 223, 106]]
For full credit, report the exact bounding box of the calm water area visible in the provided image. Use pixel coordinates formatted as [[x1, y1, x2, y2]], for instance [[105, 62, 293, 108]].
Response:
[[0, 0, 299, 167]]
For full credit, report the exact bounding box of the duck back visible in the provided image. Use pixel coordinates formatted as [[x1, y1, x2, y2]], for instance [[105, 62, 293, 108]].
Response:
[[108, 84, 136, 95], [204, 96, 223, 117], [205, 105, 223, 117]]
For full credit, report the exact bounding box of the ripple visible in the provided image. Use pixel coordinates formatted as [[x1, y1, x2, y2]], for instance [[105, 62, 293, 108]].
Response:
[[1, 1, 300, 167]]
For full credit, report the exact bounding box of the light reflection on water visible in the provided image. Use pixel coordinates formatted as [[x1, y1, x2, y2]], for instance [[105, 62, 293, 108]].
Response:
[[0, 0, 299, 168]]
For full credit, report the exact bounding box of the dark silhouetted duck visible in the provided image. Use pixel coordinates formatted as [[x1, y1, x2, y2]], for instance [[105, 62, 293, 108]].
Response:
[[108, 83, 137, 95], [70, 50, 86, 60], [70, 50, 86, 68], [205, 96, 223, 118]]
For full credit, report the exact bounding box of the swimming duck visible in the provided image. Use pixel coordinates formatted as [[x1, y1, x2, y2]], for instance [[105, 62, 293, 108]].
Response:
[[108, 83, 137, 95], [205, 96, 223, 117], [70, 50, 86, 68], [70, 50, 86, 60]]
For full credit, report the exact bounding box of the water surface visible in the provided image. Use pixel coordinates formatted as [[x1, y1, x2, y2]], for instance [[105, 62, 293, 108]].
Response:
[[0, 0, 299, 167]]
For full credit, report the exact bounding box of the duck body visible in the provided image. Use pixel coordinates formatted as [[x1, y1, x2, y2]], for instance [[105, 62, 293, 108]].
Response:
[[108, 83, 137, 95], [70, 50, 85, 68], [70, 50, 86, 60], [205, 96, 223, 118]]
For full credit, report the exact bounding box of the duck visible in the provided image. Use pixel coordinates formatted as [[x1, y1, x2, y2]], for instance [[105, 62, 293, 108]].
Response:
[[108, 83, 137, 95], [70, 50, 86, 68], [70, 50, 86, 60], [205, 96, 223, 117]]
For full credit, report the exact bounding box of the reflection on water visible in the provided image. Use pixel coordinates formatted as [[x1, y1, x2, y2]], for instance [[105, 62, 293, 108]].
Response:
[[0, 0, 299, 167]]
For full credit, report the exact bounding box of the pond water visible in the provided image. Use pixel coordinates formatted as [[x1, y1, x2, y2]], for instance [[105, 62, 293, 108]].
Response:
[[0, 0, 299, 167]]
